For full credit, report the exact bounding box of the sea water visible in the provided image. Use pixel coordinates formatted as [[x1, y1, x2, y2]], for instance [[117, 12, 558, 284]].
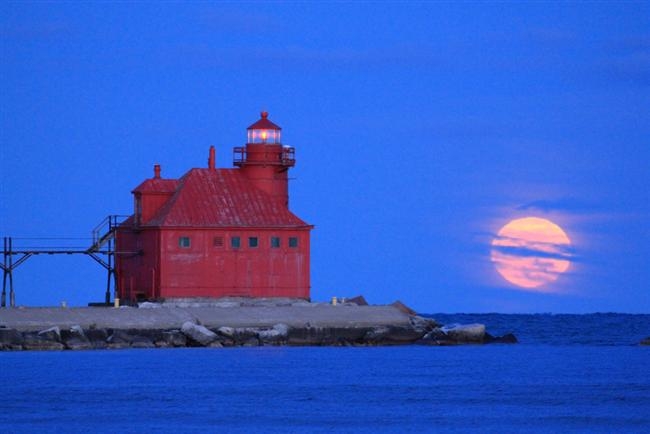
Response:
[[1, 314, 649, 433]]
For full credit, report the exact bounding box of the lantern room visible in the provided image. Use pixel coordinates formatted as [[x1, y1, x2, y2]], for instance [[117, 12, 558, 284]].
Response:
[[247, 111, 282, 144]]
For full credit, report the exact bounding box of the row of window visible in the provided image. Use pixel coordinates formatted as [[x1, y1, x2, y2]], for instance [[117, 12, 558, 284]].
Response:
[[178, 235, 299, 249]]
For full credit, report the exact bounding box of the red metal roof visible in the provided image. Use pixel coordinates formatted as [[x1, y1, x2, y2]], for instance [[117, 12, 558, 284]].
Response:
[[132, 178, 179, 194], [247, 111, 281, 131], [144, 168, 309, 228]]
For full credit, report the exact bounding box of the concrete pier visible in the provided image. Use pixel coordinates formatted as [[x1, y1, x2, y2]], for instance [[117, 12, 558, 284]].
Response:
[[0, 304, 412, 332], [0, 301, 517, 350]]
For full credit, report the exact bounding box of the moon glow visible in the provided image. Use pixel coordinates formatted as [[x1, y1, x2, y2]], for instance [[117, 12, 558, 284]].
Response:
[[490, 217, 572, 290]]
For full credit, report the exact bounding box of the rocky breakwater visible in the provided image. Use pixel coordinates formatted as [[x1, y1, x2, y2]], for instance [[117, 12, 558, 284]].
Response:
[[417, 323, 518, 345], [0, 301, 517, 351]]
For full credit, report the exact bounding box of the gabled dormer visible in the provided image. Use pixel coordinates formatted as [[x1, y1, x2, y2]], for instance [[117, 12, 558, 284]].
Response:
[[132, 164, 178, 226]]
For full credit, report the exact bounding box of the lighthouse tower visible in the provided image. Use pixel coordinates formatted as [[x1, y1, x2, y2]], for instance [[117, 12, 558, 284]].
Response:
[[116, 111, 311, 302], [233, 111, 295, 206]]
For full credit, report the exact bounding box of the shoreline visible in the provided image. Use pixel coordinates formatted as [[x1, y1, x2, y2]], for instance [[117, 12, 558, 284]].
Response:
[[0, 302, 518, 351]]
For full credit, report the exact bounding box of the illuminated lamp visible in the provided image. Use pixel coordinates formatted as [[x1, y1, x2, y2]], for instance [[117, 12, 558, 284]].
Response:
[[246, 111, 282, 144]]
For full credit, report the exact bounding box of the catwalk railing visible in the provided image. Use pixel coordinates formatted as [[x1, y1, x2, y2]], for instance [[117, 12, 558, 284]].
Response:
[[1, 215, 134, 308]]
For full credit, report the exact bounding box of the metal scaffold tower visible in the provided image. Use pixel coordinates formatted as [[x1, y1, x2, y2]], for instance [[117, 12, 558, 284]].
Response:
[[1, 215, 133, 307]]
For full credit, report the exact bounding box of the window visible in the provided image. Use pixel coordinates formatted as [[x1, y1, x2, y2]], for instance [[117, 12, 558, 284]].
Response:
[[271, 236, 281, 248], [289, 237, 298, 248], [231, 236, 241, 249], [249, 237, 259, 248], [179, 236, 191, 248], [213, 236, 224, 247]]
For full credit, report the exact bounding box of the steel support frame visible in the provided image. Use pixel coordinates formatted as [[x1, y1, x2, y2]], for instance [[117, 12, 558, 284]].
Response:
[[1, 215, 131, 308]]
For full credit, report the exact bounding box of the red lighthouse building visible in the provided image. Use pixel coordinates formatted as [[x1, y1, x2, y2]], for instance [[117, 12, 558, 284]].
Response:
[[115, 112, 312, 302]]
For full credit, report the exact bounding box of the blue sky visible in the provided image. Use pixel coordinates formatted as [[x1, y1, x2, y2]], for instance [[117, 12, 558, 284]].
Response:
[[1, 2, 648, 312]]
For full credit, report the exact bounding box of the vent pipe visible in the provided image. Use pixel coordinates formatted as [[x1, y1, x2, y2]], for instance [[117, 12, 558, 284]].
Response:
[[208, 145, 216, 170], [153, 164, 161, 179]]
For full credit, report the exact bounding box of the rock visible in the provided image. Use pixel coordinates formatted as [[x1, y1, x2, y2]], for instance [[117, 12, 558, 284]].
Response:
[[409, 315, 439, 334], [418, 326, 501, 346], [242, 337, 260, 347], [85, 328, 109, 349], [287, 327, 320, 345], [181, 321, 218, 346], [108, 329, 133, 344], [134, 328, 164, 342], [346, 295, 369, 306], [107, 330, 156, 349], [107, 330, 134, 349], [441, 323, 486, 343], [106, 341, 130, 349], [364, 326, 390, 343], [70, 325, 85, 336], [423, 327, 449, 340], [382, 326, 424, 344], [288, 326, 369, 346], [258, 324, 290, 343], [273, 323, 290, 336], [62, 325, 92, 350], [22, 333, 65, 351], [38, 326, 61, 342], [365, 325, 423, 344], [390, 300, 417, 316], [0, 328, 24, 348], [130, 335, 155, 349], [64, 337, 93, 350], [329, 327, 370, 345], [416, 327, 456, 346], [60, 326, 83, 340], [22, 327, 64, 350], [85, 328, 107, 340], [162, 330, 187, 347], [232, 327, 260, 344], [640, 337, 650, 346], [217, 326, 235, 338], [207, 341, 224, 348], [219, 338, 236, 347], [415, 327, 452, 345]]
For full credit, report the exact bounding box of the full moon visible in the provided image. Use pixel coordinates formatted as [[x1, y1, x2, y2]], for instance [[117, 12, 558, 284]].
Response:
[[490, 217, 572, 290]]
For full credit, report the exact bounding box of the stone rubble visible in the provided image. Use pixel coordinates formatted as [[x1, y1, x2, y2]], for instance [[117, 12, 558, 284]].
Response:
[[0, 300, 519, 351], [181, 321, 219, 346], [0, 316, 518, 351]]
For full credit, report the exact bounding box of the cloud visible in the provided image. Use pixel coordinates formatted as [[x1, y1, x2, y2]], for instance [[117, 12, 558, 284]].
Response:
[[516, 197, 601, 213], [490, 242, 576, 262]]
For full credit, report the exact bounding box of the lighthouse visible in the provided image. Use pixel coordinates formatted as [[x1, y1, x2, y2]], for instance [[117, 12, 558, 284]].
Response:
[[115, 112, 312, 302], [234, 111, 295, 207]]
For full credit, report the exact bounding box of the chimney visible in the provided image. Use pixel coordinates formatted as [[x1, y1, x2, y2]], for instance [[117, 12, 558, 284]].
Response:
[[208, 145, 216, 170], [153, 164, 161, 179]]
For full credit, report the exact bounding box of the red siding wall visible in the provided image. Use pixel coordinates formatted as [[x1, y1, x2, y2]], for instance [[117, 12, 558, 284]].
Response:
[[137, 193, 173, 224], [116, 227, 310, 301], [116, 228, 161, 300], [239, 144, 290, 206]]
